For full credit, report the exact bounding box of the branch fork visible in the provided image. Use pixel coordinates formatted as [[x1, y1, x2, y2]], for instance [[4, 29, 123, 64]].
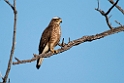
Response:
[[95, 0, 119, 30]]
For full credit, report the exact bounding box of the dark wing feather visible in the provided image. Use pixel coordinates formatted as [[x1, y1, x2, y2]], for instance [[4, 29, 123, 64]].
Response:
[[38, 26, 52, 54]]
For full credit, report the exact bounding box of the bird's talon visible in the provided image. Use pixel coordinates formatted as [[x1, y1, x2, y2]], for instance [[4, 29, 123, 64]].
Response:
[[54, 50, 58, 53], [51, 50, 58, 54]]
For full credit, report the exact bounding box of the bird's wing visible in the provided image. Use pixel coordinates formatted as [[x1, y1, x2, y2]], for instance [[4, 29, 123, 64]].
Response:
[[38, 26, 52, 54]]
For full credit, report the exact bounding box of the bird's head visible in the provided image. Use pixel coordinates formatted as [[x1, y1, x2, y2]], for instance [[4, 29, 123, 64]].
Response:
[[51, 17, 62, 24]]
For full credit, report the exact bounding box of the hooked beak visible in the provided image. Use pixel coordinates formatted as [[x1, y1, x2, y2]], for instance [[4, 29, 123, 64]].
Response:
[[60, 19, 62, 23]]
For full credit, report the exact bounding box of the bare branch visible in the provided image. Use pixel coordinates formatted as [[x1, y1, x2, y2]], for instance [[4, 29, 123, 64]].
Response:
[[15, 57, 21, 62], [95, 0, 105, 16], [97, 0, 99, 9], [115, 20, 123, 26], [3, 0, 17, 83], [61, 38, 66, 47], [105, 0, 119, 15], [95, 9, 113, 29], [4, 0, 14, 10], [58, 38, 66, 47], [105, 15, 113, 29], [95, 0, 119, 30], [109, 0, 124, 15], [12, 26, 124, 65], [68, 37, 71, 43]]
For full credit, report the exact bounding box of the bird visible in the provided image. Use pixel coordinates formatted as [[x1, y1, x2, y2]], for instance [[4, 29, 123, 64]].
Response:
[[36, 17, 62, 69]]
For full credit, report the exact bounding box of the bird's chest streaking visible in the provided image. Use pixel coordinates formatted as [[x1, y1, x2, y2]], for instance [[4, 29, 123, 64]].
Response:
[[49, 24, 61, 47]]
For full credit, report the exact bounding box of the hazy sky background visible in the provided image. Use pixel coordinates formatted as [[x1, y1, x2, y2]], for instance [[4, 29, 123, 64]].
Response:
[[0, 0, 124, 83]]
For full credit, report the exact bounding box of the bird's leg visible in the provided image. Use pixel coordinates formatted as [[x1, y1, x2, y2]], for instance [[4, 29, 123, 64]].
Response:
[[50, 44, 58, 53], [50, 47, 58, 54]]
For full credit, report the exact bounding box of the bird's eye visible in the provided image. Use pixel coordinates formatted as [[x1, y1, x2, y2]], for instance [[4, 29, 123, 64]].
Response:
[[55, 19, 58, 21]]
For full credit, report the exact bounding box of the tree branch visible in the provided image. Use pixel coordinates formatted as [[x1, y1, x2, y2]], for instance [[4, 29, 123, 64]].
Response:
[[3, 0, 17, 83], [12, 26, 124, 65], [4, 0, 14, 10], [109, 0, 124, 15], [115, 20, 123, 26], [95, 0, 119, 30], [105, 0, 119, 15], [95, 0, 119, 29]]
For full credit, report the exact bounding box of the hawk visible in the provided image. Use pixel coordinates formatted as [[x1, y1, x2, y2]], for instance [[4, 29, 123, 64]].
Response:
[[36, 17, 62, 69]]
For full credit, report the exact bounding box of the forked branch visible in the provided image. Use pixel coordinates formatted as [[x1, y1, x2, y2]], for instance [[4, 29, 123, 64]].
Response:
[[95, 0, 119, 30], [109, 0, 124, 15]]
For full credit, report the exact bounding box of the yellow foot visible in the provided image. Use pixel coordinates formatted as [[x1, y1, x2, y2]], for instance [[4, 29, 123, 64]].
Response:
[[54, 50, 58, 53], [51, 50, 58, 54]]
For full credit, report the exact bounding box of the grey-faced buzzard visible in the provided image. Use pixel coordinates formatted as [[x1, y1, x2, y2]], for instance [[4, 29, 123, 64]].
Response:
[[36, 17, 62, 69]]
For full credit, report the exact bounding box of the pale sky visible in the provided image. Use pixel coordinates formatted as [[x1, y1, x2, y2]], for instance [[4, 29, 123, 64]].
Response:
[[0, 0, 124, 83]]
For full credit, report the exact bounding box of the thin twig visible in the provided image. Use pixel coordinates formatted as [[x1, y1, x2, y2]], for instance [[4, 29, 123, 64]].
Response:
[[4, 0, 14, 10], [12, 26, 124, 65], [95, 0, 119, 30], [115, 20, 123, 26], [105, 15, 112, 29], [97, 0, 100, 9], [15, 57, 20, 62], [61, 38, 65, 47], [3, 0, 17, 83], [68, 37, 71, 43], [58, 38, 66, 47]]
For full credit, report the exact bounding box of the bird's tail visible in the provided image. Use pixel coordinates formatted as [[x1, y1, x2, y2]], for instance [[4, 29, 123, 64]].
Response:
[[36, 58, 44, 69]]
